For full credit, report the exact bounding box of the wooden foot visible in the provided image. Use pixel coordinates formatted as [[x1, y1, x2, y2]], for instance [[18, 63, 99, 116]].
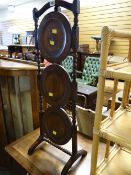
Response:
[[28, 135, 44, 155], [61, 149, 87, 175]]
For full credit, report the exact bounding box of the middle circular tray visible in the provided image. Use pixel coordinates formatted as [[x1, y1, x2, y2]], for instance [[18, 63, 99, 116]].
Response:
[[41, 64, 72, 107]]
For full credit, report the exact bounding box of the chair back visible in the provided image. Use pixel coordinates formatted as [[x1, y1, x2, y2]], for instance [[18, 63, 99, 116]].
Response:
[[61, 56, 73, 74], [82, 57, 100, 86]]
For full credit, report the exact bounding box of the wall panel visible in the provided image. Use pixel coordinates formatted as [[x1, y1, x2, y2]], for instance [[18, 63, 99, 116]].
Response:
[[64, 0, 131, 57], [0, 0, 131, 56]]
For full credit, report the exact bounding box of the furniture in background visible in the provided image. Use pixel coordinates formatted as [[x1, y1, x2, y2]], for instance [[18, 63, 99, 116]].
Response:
[[12, 34, 21, 44], [8, 45, 35, 59], [108, 90, 131, 110], [61, 56, 99, 110], [107, 55, 127, 64], [5, 128, 106, 175], [64, 83, 97, 114], [73, 51, 100, 71], [61, 56, 73, 75], [76, 106, 96, 138], [0, 57, 39, 166], [90, 26, 131, 175], [0, 46, 8, 57], [91, 35, 101, 53], [76, 57, 100, 87], [103, 79, 124, 107], [79, 44, 90, 53], [25, 31, 35, 45], [8, 45, 23, 58], [0, 89, 8, 167], [61, 56, 98, 110], [76, 106, 107, 138], [61, 54, 100, 76], [77, 84, 97, 110]]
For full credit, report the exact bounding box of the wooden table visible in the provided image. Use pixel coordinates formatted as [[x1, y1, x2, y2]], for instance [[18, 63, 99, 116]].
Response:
[[5, 128, 106, 175]]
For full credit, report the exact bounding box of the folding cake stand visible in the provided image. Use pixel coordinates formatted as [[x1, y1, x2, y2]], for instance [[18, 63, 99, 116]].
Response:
[[28, 0, 87, 174]]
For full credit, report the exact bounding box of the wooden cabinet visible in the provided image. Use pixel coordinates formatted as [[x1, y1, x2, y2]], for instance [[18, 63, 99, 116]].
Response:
[[8, 45, 35, 59], [0, 89, 8, 166], [0, 57, 39, 166], [90, 26, 131, 175]]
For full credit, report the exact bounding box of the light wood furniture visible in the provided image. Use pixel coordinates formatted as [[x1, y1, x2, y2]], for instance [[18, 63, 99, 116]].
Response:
[[90, 26, 131, 175], [107, 90, 131, 110], [5, 128, 106, 175], [0, 57, 39, 166], [0, 49, 8, 57], [103, 79, 124, 106]]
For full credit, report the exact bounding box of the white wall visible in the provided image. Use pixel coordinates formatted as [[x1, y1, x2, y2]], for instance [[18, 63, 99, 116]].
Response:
[[0, 0, 92, 46], [0, 0, 51, 45], [0, 0, 49, 22]]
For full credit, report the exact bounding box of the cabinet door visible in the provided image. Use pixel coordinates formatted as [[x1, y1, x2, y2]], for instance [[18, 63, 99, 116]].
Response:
[[0, 88, 8, 166], [0, 75, 35, 141]]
